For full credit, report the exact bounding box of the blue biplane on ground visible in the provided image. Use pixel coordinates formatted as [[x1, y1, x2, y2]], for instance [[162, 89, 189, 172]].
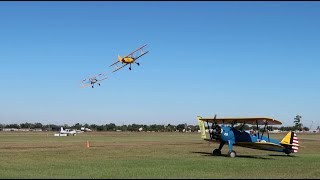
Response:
[[197, 115, 299, 158]]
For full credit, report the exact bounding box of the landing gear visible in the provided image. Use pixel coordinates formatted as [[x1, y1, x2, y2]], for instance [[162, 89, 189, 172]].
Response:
[[284, 147, 292, 155], [136, 62, 140, 66], [129, 67, 131, 70], [212, 149, 222, 156], [227, 150, 236, 158], [98, 83, 100, 86], [212, 141, 225, 156], [91, 86, 94, 88]]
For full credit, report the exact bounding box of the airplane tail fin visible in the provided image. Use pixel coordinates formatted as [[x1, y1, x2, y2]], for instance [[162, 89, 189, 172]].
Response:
[[197, 116, 207, 139], [280, 131, 299, 153], [118, 55, 122, 61], [61, 127, 63, 132]]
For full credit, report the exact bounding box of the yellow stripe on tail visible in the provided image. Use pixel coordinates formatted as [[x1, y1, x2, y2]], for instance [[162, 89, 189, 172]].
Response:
[[197, 116, 207, 139], [118, 55, 122, 62]]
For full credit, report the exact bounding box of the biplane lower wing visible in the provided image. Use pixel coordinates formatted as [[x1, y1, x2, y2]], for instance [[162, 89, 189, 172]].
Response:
[[112, 63, 129, 73], [80, 83, 91, 88], [97, 77, 108, 82], [235, 142, 285, 152], [203, 139, 286, 151]]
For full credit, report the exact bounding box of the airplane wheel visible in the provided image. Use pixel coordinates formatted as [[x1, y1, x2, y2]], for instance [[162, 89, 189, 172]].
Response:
[[212, 149, 221, 156], [129, 67, 131, 70], [228, 150, 236, 158], [284, 148, 291, 155], [137, 63, 140, 66]]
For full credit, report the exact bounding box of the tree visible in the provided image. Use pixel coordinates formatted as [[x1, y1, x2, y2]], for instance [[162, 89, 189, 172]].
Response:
[[188, 125, 197, 132], [89, 124, 98, 131], [96, 125, 104, 131], [176, 124, 185, 132], [20, 122, 32, 129], [73, 123, 82, 130], [120, 125, 128, 131], [294, 115, 303, 131], [6, 124, 20, 128], [165, 124, 173, 132], [34, 123, 43, 129], [106, 123, 116, 131], [63, 124, 70, 129], [302, 127, 309, 131]]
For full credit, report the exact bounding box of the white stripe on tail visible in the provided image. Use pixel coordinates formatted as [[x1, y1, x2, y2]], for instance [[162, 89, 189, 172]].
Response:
[[292, 132, 299, 153]]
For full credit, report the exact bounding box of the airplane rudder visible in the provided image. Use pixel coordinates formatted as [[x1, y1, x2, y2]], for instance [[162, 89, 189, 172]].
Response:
[[118, 55, 122, 61], [291, 132, 299, 153], [197, 116, 206, 139]]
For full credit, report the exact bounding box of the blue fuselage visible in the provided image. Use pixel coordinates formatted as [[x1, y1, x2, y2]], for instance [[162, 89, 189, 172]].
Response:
[[220, 125, 284, 152]]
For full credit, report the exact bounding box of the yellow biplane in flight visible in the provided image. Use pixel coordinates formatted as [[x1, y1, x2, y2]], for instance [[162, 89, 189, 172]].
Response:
[[109, 44, 149, 73], [197, 115, 300, 158]]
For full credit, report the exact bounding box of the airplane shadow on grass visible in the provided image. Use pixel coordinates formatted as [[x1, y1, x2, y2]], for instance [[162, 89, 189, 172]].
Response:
[[191, 151, 274, 160], [268, 154, 298, 158]]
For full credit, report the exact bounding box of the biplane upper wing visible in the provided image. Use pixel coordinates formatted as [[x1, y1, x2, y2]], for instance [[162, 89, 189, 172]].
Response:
[[97, 77, 108, 82], [123, 44, 148, 58], [198, 117, 282, 125]]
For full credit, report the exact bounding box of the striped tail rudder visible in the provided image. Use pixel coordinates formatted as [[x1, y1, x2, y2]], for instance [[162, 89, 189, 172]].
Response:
[[291, 132, 299, 153]]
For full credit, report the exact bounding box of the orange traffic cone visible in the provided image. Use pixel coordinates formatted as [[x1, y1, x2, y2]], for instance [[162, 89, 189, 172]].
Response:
[[86, 140, 90, 148]]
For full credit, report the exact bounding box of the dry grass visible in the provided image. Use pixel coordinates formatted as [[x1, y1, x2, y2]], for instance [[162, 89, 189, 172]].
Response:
[[0, 131, 319, 178]]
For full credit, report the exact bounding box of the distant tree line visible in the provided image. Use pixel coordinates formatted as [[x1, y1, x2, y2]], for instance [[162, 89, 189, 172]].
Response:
[[0, 122, 310, 132], [0, 122, 200, 132]]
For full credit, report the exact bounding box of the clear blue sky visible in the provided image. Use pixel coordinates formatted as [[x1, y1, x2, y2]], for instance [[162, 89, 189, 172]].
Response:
[[0, 2, 319, 128]]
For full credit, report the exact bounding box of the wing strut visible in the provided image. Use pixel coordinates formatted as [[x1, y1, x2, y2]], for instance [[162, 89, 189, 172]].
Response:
[[206, 121, 212, 140], [112, 63, 129, 73], [261, 121, 268, 139], [256, 120, 260, 140]]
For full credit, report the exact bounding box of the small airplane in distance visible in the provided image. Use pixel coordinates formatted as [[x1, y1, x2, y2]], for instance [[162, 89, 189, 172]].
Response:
[[197, 115, 300, 158], [109, 44, 149, 73], [81, 72, 108, 88], [59, 127, 77, 136]]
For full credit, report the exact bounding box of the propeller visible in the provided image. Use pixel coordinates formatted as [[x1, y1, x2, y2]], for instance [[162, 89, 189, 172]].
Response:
[[206, 120, 211, 147], [210, 114, 217, 140]]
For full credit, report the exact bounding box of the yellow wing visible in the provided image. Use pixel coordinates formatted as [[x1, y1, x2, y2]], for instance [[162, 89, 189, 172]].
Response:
[[124, 44, 147, 58], [236, 142, 285, 151], [112, 63, 129, 73], [198, 117, 282, 125]]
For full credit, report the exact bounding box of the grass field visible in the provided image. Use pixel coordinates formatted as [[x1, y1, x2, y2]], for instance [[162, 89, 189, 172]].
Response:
[[0, 131, 319, 179]]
